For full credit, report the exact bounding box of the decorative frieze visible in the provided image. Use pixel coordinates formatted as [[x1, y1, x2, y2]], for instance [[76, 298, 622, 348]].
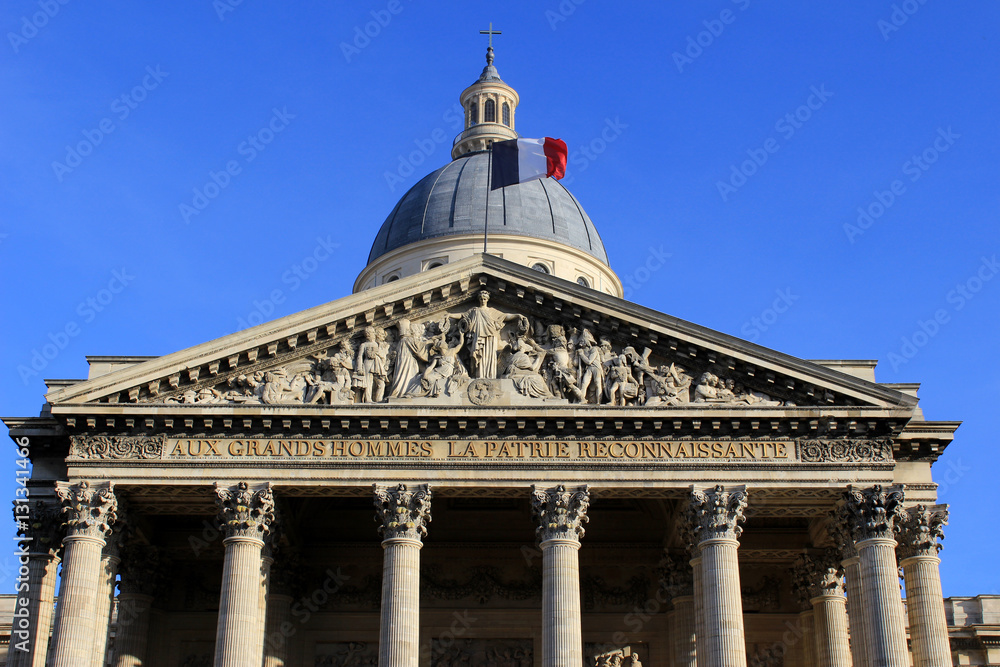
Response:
[[55, 481, 118, 539], [798, 438, 893, 463], [70, 434, 165, 459], [531, 484, 591, 543], [214, 482, 276, 541], [841, 484, 906, 543], [689, 484, 749, 542], [897, 503, 948, 560], [373, 483, 432, 541]]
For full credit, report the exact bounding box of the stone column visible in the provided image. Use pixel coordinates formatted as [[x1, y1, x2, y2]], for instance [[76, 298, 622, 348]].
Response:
[[531, 484, 590, 667], [897, 504, 950, 667], [794, 551, 852, 667], [93, 528, 124, 667], [842, 485, 909, 667], [263, 549, 301, 667], [213, 481, 276, 667], [660, 552, 696, 667], [374, 483, 433, 667], [9, 500, 64, 667], [112, 543, 160, 667], [791, 558, 818, 667], [49, 481, 119, 667], [690, 485, 749, 667], [829, 512, 868, 667]]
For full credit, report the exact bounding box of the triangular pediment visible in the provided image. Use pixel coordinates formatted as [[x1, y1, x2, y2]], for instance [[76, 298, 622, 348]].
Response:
[[45, 255, 917, 413]]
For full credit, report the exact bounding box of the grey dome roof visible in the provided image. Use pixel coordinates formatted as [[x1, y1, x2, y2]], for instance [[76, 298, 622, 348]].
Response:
[[368, 151, 609, 266]]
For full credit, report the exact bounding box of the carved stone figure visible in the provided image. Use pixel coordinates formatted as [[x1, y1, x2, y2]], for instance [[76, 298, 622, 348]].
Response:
[[353, 326, 388, 403], [306, 340, 354, 403], [575, 328, 605, 403], [643, 363, 691, 406], [604, 354, 638, 406], [416, 331, 466, 398], [451, 290, 523, 379], [541, 325, 583, 401], [389, 319, 432, 398], [593, 648, 641, 667], [502, 335, 552, 398]]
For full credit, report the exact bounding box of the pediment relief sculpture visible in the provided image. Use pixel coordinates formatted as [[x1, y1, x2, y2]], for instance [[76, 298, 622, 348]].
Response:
[[154, 290, 797, 408]]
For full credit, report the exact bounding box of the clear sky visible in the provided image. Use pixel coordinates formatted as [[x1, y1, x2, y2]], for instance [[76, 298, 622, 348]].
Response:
[[1, 2, 997, 597]]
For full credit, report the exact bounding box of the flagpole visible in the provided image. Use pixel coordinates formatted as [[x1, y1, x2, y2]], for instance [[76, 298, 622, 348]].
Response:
[[484, 146, 491, 254]]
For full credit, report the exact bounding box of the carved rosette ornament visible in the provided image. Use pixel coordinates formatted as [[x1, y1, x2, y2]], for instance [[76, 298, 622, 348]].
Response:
[[689, 484, 749, 543], [798, 438, 893, 463], [373, 483, 432, 542], [55, 480, 119, 539], [69, 434, 166, 460], [896, 504, 948, 560], [214, 481, 276, 542], [658, 551, 694, 599], [14, 499, 65, 557], [841, 484, 906, 543], [531, 484, 591, 543]]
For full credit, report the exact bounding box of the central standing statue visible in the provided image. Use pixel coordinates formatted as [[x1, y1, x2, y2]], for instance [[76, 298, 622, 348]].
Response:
[[449, 290, 524, 379]]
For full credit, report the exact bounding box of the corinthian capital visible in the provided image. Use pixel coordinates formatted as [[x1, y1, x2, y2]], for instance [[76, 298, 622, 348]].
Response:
[[215, 481, 276, 541], [826, 509, 857, 561], [373, 483, 432, 541], [55, 481, 118, 540], [658, 551, 694, 599], [14, 499, 65, 557], [531, 484, 590, 543], [689, 485, 748, 542], [841, 484, 906, 543], [897, 504, 948, 560], [791, 550, 845, 609]]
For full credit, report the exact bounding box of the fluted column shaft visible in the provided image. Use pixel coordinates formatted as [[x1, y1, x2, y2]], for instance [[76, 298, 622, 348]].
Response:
[[379, 537, 423, 667], [263, 593, 294, 667], [901, 555, 950, 667], [691, 555, 704, 662], [699, 537, 748, 667], [843, 557, 869, 667], [50, 534, 107, 666], [672, 595, 697, 667], [113, 593, 153, 667], [856, 538, 908, 667], [799, 609, 817, 667], [812, 594, 852, 667], [540, 538, 583, 667], [258, 554, 273, 662], [8, 552, 60, 667], [215, 536, 266, 666], [92, 552, 121, 667]]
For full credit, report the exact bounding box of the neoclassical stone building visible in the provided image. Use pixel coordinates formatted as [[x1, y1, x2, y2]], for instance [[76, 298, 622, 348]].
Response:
[[5, 46, 963, 667]]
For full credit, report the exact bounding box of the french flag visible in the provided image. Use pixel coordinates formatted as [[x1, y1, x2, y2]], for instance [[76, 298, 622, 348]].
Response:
[[490, 137, 568, 190]]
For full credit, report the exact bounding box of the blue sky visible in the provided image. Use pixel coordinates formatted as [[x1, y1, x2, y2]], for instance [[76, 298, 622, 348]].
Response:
[[1, 2, 997, 597]]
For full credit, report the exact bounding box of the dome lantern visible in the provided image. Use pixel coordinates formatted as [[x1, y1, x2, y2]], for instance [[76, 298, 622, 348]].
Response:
[[451, 29, 519, 160]]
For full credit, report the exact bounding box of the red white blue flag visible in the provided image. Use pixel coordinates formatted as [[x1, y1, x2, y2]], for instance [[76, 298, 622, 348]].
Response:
[[490, 137, 568, 190]]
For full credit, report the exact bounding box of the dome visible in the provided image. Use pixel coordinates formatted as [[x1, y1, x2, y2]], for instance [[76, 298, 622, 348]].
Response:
[[367, 151, 609, 266]]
